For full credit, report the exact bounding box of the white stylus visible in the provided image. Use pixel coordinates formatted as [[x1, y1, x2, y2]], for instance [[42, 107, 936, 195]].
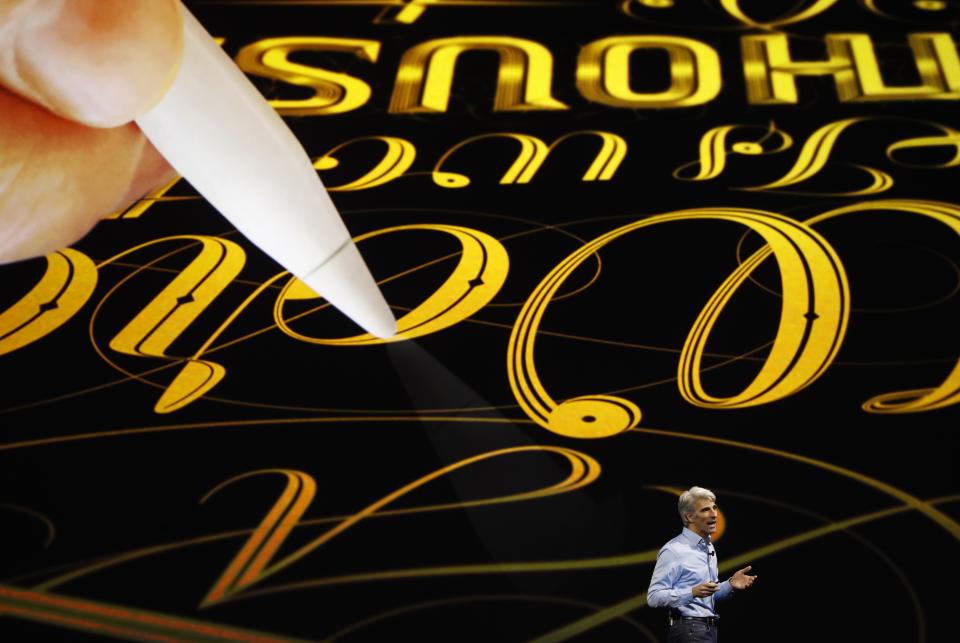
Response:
[[135, 3, 396, 339]]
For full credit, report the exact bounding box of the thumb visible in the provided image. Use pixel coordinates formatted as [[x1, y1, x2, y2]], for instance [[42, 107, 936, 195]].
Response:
[[0, 0, 183, 127]]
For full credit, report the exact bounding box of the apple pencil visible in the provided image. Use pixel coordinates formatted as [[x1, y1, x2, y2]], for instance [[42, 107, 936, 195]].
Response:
[[135, 3, 396, 339]]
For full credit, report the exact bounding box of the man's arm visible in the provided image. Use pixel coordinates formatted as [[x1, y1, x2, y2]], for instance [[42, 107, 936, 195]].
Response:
[[647, 547, 694, 609], [713, 579, 734, 602]]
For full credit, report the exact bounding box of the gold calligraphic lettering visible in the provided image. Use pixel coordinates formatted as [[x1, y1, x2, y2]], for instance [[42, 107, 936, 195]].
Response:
[[744, 117, 893, 195], [236, 37, 380, 115], [509, 209, 848, 437], [678, 211, 849, 409], [0, 250, 97, 356], [674, 122, 793, 181], [201, 469, 316, 606], [276, 224, 508, 344], [313, 136, 417, 191], [162, 274, 288, 414], [105, 236, 246, 413], [577, 35, 722, 108], [433, 131, 627, 188], [742, 33, 960, 104], [389, 36, 567, 113], [803, 200, 960, 413], [681, 117, 960, 193]]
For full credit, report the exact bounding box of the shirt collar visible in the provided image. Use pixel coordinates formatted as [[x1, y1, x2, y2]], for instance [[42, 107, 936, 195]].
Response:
[[682, 526, 711, 548]]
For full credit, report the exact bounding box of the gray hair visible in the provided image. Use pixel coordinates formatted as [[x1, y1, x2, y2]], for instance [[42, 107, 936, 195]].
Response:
[[678, 486, 716, 526]]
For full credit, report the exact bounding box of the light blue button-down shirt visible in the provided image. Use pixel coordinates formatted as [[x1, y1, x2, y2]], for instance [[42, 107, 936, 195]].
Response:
[[647, 527, 733, 617]]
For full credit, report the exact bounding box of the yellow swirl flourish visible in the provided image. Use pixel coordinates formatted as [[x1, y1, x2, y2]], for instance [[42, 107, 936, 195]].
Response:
[[201, 469, 317, 606], [886, 122, 960, 168], [200, 446, 599, 605], [803, 199, 960, 413], [0, 583, 308, 642], [673, 122, 793, 181], [314, 136, 417, 191], [31, 433, 600, 593], [682, 117, 960, 191], [720, 0, 840, 29], [22, 425, 958, 623], [744, 117, 894, 195]]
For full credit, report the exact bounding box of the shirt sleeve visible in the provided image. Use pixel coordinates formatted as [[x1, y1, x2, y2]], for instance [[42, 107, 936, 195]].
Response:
[[647, 547, 694, 609], [714, 579, 734, 602]]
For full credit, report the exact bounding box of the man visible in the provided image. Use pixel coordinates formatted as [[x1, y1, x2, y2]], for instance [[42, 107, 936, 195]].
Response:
[[647, 486, 756, 642]]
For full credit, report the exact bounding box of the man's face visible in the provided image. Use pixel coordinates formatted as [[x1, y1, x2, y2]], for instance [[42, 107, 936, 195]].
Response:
[[687, 497, 718, 538]]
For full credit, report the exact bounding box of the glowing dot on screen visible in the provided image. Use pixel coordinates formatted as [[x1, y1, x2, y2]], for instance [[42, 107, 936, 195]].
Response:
[[733, 142, 763, 155]]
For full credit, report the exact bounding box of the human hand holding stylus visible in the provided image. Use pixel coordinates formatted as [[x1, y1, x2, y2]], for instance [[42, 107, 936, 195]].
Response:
[[0, 0, 396, 338], [0, 0, 181, 263]]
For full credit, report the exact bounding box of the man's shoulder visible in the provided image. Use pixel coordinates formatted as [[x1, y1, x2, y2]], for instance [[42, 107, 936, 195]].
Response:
[[658, 533, 689, 555]]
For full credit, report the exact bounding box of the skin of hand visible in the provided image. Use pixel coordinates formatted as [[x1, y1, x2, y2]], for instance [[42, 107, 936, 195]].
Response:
[[730, 565, 757, 590], [691, 581, 719, 598], [0, 0, 182, 263]]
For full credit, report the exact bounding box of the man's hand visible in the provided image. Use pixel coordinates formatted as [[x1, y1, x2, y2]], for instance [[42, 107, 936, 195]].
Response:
[[0, 0, 182, 263], [730, 565, 757, 590], [691, 581, 719, 598]]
